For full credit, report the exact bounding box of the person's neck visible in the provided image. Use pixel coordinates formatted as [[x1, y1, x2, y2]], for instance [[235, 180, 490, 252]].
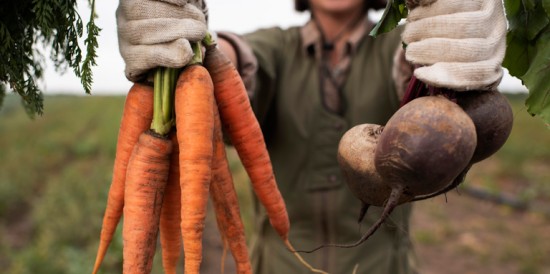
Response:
[[313, 9, 364, 41], [312, 9, 365, 65]]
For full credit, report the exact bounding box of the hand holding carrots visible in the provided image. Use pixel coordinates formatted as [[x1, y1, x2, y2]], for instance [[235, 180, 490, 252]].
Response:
[[116, 0, 208, 82]]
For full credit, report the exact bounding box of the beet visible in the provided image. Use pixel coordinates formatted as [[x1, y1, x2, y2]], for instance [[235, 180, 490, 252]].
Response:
[[337, 124, 413, 207], [375, 96, 477, 196], [457, 89, 514, 163], [402, 77, 513, 165], [412, 90, 514, 202], [298, 96, 477, 252], [298, 74, 512, 253], [337, 124, 414, 223]]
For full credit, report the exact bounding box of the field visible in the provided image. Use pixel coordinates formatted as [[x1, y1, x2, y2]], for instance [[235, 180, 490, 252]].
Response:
[[0, 93, 548, 274]]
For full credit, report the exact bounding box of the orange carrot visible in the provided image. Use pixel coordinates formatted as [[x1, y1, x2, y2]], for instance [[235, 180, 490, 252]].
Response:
[[210, 101, 253, 274], [175, 64, 215, 274], [203, 44, 289, 240], [159, 132, 182, 274], [204, 42, 327, 274], [122, 130, 172, 274], [93, 83, 154, 274]]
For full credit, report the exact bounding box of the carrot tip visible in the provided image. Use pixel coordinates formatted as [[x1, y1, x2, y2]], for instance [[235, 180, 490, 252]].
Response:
[[220, 239, 228, 274]]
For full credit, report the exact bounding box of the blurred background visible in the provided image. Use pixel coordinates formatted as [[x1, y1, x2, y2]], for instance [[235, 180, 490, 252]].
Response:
[[1, 1, 548, 274]]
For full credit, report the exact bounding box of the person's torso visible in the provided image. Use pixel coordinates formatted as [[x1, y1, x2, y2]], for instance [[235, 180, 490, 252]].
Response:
[[245, 25, 414, 274]]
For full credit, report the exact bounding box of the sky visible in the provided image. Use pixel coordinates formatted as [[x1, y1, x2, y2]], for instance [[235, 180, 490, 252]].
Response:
[[41, 0, 527, 95]]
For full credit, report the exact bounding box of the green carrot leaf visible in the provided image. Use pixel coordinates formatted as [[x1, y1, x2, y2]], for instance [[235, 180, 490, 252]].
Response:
[[0, 0, 100, 116]]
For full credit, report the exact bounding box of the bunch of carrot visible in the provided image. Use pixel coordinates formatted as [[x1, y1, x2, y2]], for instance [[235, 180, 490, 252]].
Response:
[[91, 36, 326, 274]]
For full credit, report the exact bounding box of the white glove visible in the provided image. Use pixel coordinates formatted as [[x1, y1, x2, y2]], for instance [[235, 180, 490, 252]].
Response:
[[402, 0, 507, 91], [117, 0, 208, 82]]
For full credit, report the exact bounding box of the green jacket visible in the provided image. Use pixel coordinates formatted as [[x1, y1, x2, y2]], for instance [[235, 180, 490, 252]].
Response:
[[241, 24, 415, 274]]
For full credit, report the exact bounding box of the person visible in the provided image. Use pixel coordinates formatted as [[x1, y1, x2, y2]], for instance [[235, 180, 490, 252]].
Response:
[[116, 0, 506, 273]]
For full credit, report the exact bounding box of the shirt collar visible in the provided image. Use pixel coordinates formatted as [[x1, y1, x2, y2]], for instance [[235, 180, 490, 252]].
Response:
[[300, 15, 374, 56]]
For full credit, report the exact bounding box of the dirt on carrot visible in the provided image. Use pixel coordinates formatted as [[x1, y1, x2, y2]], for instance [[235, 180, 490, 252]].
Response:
[[211, 100, 253, 274], [204, 42, 326, 274], [204, 44, 289, 241], [159, 132, 182, 274], [92, 83, 154, 274], [122, 130, 173, 274], [175, 64, 215, 274]]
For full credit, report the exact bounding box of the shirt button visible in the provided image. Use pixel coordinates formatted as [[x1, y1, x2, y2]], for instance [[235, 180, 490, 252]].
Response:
[[334, 122, 344, 130], [328, 174, 338, 183]]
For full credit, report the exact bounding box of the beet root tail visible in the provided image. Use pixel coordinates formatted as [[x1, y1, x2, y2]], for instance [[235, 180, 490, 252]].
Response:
[[295, 186, 403, 253]]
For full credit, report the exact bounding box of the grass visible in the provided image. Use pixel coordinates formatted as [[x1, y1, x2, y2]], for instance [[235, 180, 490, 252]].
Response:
[[0, 92, 548, 273], [0, 95, 125, 274]]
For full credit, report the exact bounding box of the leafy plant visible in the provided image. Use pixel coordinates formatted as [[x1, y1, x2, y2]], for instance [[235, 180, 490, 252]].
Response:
[[0, 0, 99, 117], [371, 0, 550, 125], [503, 0, 550, 126], [369, 0, 408, 37]]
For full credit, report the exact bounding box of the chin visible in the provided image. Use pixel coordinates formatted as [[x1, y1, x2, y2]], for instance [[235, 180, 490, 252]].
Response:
[[316, 0, 365, 14]]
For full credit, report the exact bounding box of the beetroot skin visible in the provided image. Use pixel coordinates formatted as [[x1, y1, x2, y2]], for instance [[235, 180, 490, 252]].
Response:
[[299, 96, 478, 252], [375, 96, 477, 196]]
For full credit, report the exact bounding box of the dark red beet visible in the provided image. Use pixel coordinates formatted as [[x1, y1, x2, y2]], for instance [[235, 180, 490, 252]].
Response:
[[456, 89, 514, 163], [297, 96, 477, 252], [412, 90, 514, 202], [337, 124, 413, 207], [337, 124, 414, 223], [375, 96, 477, 196]]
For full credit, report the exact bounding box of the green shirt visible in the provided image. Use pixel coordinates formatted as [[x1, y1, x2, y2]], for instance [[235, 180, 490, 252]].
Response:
[[234, 19, 416, 274]]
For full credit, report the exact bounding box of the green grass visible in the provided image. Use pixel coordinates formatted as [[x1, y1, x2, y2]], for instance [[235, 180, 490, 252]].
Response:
[[0, 95, 124, 274], [0, 93, 548, 273]]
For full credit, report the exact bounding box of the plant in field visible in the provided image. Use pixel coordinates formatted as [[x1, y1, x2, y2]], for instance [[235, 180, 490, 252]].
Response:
[[0, 0, 99, 117]]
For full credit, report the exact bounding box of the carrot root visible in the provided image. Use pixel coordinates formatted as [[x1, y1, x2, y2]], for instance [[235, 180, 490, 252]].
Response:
[[211, 100, 253, 274], [122, 131, 172, 274], [175, 65, 215, 274], [204, 44, 290, 239], [93, 83, 154, 274], [159, 132, 182, 274]]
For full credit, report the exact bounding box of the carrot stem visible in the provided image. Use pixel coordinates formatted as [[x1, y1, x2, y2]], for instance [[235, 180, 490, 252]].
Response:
[[189, 42, 203, 65], [152, 66, 179, 136], [202, 32, 216, 48], [162, 68, 172, 123], [168, 68, 178, 121], [151, 68, 166, 135]]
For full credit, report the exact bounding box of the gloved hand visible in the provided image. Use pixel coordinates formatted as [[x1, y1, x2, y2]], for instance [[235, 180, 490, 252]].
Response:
[[117, 0, 208, 82], [402, 0, 507, 91]]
